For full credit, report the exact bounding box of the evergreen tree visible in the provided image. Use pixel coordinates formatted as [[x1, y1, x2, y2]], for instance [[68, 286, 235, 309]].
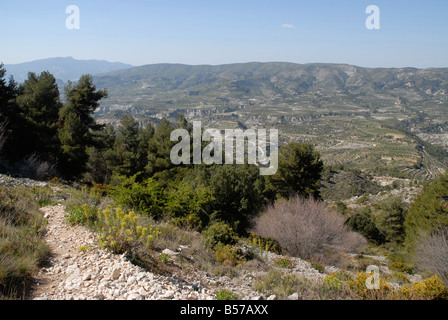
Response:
[[405, 174, 448, 248], [0, 64, 19, 158], [268, 142, 323, 199], [207, 164, 266, 234], [15, 71, 62, 161], [113, 114, 140, 176], [346, 210, 385, 245], [146, 118, 176, 177], [136, 121, 155, 174], [58, 75, 107, 179], [377, 197, 407, 244], [85, 124, 117, 184]]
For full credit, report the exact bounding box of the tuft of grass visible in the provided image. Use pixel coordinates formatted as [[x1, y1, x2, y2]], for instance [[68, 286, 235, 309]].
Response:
[[253, 270, 298, 299], [65, 204, 97, 226], [311, 262, 325, 273], [159, 253, 171, 264], [0, 187, 49, 299], [64, 185, 104, 213], [273, 257, 293, 269]]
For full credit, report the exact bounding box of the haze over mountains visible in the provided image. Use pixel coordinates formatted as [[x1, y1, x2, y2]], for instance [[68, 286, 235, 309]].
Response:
[[4, 57, 133, 83]]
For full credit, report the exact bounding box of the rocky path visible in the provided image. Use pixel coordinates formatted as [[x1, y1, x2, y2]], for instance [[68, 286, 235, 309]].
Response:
[[30, 203, 332, 301], [31, 203, 290, 300], [31, 204, 220, 300]]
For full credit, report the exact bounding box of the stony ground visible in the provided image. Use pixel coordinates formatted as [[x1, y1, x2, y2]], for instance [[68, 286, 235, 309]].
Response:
[[31, 204, 218, 300], [30, 203, 330, 300], [1, 174, 401, 301]]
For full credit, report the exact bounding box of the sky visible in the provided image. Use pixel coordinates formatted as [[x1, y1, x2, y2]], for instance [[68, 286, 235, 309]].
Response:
[[1, 0, 447, 68]]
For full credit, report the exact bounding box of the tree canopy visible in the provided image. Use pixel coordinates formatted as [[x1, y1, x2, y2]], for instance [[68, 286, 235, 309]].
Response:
[[268, 142, 323, 199]]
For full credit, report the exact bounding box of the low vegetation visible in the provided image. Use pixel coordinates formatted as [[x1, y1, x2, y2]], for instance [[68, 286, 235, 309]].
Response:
[[1, 64, 447, 300], [0, 187, 49, 299]]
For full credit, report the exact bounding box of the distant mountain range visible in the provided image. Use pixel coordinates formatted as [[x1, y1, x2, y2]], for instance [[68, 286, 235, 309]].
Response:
[[89, 62, 448, 181], [90, 62, 448, 122], [3, 57, 448, 180], [4, 57, 133, 83], [3, 58, 448, 128]]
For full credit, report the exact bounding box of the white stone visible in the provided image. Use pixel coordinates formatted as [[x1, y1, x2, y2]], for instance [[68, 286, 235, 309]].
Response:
[[127, 293, 144, 300], [288, 292, 299, 300], [162, 249, 179, 256]]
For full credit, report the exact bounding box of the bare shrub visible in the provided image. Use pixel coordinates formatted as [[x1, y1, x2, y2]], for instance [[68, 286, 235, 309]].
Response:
[[415, 228, 448, 285], [15, 153, 58, 180], [253, 196, 366, 260]]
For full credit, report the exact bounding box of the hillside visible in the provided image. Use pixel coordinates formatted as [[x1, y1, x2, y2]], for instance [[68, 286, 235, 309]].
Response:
[[1, 175, 437, 301], [93, 62, 448, 120], [92, 62, 448, 183]]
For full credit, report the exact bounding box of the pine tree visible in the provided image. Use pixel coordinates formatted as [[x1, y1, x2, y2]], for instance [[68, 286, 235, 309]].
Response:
[[377, 197, 406, 244], [136, 121, 155, 174], [15, 71, 62, 161], [112, 114, 140, 177], [207, 164, 266, 234], [146, 118, 176, 177], [0, 64, 18, 158], [405, 174, 448, 248], [58, 75, 107, 179], [85, 124, 116, 184], [268, 142, 323, 199]]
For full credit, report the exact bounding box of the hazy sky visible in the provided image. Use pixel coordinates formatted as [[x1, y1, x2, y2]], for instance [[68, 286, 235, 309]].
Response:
[[1, 0, 447, 68]]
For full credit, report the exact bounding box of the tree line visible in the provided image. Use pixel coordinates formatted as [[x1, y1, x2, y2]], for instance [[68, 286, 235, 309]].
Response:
[[0, 64, 106, 179]]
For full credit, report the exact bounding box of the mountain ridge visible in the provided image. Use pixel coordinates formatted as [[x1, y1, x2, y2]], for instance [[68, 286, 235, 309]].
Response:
[[90, 61, 448, 120]]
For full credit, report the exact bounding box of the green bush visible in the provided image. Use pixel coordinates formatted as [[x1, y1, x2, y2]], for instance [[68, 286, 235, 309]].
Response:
[[397, 275, 448, 300], [249, 232, 282, 255], [202, 221, 238, 249], [346, 211, 385, 245], [215, 289, 239, 300], [321, 273, 344, 297], [207, 164, 267, 235], [389, 262, 414, 274], [273, 257, 292, 269], [111, 174, 166, 218], [405, 174, 448, 249], [311, 262, 325, 273], [268, 142, 323, 199], [165, 183, 215, 231], [65, 204, 97, 226]]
